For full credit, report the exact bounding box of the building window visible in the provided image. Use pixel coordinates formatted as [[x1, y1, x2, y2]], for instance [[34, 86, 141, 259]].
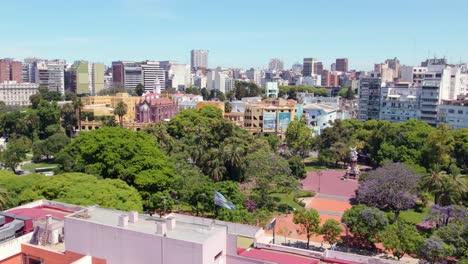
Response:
[[458, 110, 463, 114], [23, 255, 43, 264], [448, 109, 455, 114]]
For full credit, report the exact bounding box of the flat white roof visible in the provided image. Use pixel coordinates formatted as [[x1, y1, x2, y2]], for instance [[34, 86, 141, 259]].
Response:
[[68, 207, 226, 244]]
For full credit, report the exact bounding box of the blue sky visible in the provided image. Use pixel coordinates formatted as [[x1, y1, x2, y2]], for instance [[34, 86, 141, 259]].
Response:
[[1, 0, 467, 70]]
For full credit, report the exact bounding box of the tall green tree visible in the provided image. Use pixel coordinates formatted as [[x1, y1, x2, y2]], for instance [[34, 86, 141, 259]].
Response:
[[32, 133, 70, 162], [147, 191, 174, 217], [1, 136, 32, 174], [135, 83, 145, 96], [293, 209, 321, 248], [421, 123, 454, 170], [320, 219, 343, 245], [285, 120, 314, 157], [61, 103, 75, 137], [56, 127, 174, 186], [342, 205, 388, 247], [380, 220, 423, 260], [37, 100, 61, 139], [114, 102, 128, 127]]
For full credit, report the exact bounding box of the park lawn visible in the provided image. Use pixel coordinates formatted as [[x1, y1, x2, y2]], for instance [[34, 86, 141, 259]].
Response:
[[399, 206, 430, 225], [271, 192, 305, 212], [303, 156, 341, 172], [22, 162, 58, 173]]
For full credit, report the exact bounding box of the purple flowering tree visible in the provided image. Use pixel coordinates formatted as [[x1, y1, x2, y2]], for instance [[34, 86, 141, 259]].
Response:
[[356, 162, 420, 223], [425, 205, 467, 228], [245, 197, 257, 212], [417, 237, 452, 264]]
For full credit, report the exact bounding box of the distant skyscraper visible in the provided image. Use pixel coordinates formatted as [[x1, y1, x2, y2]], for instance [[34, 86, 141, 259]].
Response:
[[190, 50, 208, 72], [268, 58, 284, 72], [314, 62, 323, 75], [331, 63, 336, 72], [0, 59, 22, 83], [303, 58, 317, 77], [33, 59, 66, 94], [112, 61, 144, 91], [335, 58, 348, 72], [141, 61, 165, 92], [69, 61, 105, 95]]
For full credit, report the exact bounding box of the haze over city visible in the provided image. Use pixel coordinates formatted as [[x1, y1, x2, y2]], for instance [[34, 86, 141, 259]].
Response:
[[1, 0, 467, 70], [0, 1, 467, 264]]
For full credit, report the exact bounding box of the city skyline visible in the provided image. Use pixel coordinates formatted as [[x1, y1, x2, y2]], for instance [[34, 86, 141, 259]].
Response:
[[1, 0, 467, 70]]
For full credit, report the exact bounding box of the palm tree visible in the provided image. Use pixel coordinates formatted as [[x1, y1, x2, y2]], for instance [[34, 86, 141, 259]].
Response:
[[205, 149, 226, 182], [73, 98, 84, 130], [223, 143, 245, 181], [449, 172, 467, 205], [437, 177, 460, 206], [421, 166, 446, 204], [114, 102, 128, 127], [61, 103, 75, 137]]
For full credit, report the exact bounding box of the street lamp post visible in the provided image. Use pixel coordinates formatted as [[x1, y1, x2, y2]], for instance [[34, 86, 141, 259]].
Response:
[[318, 171, 322, 193]]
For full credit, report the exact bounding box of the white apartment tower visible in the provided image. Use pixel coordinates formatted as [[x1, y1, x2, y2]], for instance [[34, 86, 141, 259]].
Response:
[[141, 61, 165, 92], [190, 50, 208, 72]]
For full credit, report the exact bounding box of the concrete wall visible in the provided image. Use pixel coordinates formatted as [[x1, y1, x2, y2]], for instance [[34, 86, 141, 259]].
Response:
[[21, 244, 106, 264], [202, 228, 226, 264], [0, 232, 33, 261], [65, 217, 204, 264]]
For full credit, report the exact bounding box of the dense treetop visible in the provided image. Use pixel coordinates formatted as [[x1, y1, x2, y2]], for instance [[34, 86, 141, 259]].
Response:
[[0, 171, 142, 211]]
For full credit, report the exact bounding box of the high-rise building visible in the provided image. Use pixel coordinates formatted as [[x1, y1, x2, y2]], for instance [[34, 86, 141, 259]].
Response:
[[112, 61, 143, 91], [0, 59, 22, 83], [69, 61, 105, 95], [379, 83, 421, 122], [359, 77, 382, 121], [161, 62, 190, 90], [190, 50, 208, 72], [330, 63, 336, 71], [33, 59, 66, 94], [314, 62, 323, 75], [268, 58, 284, 72], [321, 70, 339, 87], [141, 61, 165, 92], [335, 58, 348, 72], [246, 68, 262, 87], [400, 66, 427, 87], [303, 58, 317, 77]]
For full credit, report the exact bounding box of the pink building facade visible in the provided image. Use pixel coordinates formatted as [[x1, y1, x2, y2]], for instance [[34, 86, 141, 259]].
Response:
[[135, 97, 178, 123]]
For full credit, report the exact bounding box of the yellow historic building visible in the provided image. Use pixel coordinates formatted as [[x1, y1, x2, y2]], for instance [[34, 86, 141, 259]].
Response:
[[244, 98, 297, 135], [82, 93, 140, 121], [79, 93, 143, 131]]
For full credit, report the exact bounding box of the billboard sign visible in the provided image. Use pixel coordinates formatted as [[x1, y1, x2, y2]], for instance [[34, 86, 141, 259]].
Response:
[[263, 112, 276, 131], [278, 112, 291, 131]]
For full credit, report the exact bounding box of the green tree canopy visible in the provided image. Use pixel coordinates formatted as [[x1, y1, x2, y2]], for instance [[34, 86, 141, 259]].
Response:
[[0, 171, 142, 211], [293, 208, 321, 248], [56, 127, 174, 188], [135, 83, 145, 96], [342, 205, 388, 247], [32, 133, 70, 162], [380, 220, 423, 260], [320, 219, 343, 245], [1, 136, 32, 173]]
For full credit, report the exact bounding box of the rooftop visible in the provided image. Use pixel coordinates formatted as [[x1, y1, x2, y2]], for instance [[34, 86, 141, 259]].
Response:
[[68, 207, 226, 244], [238, 248, 319, 264], [6, 200, 81, 220]]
